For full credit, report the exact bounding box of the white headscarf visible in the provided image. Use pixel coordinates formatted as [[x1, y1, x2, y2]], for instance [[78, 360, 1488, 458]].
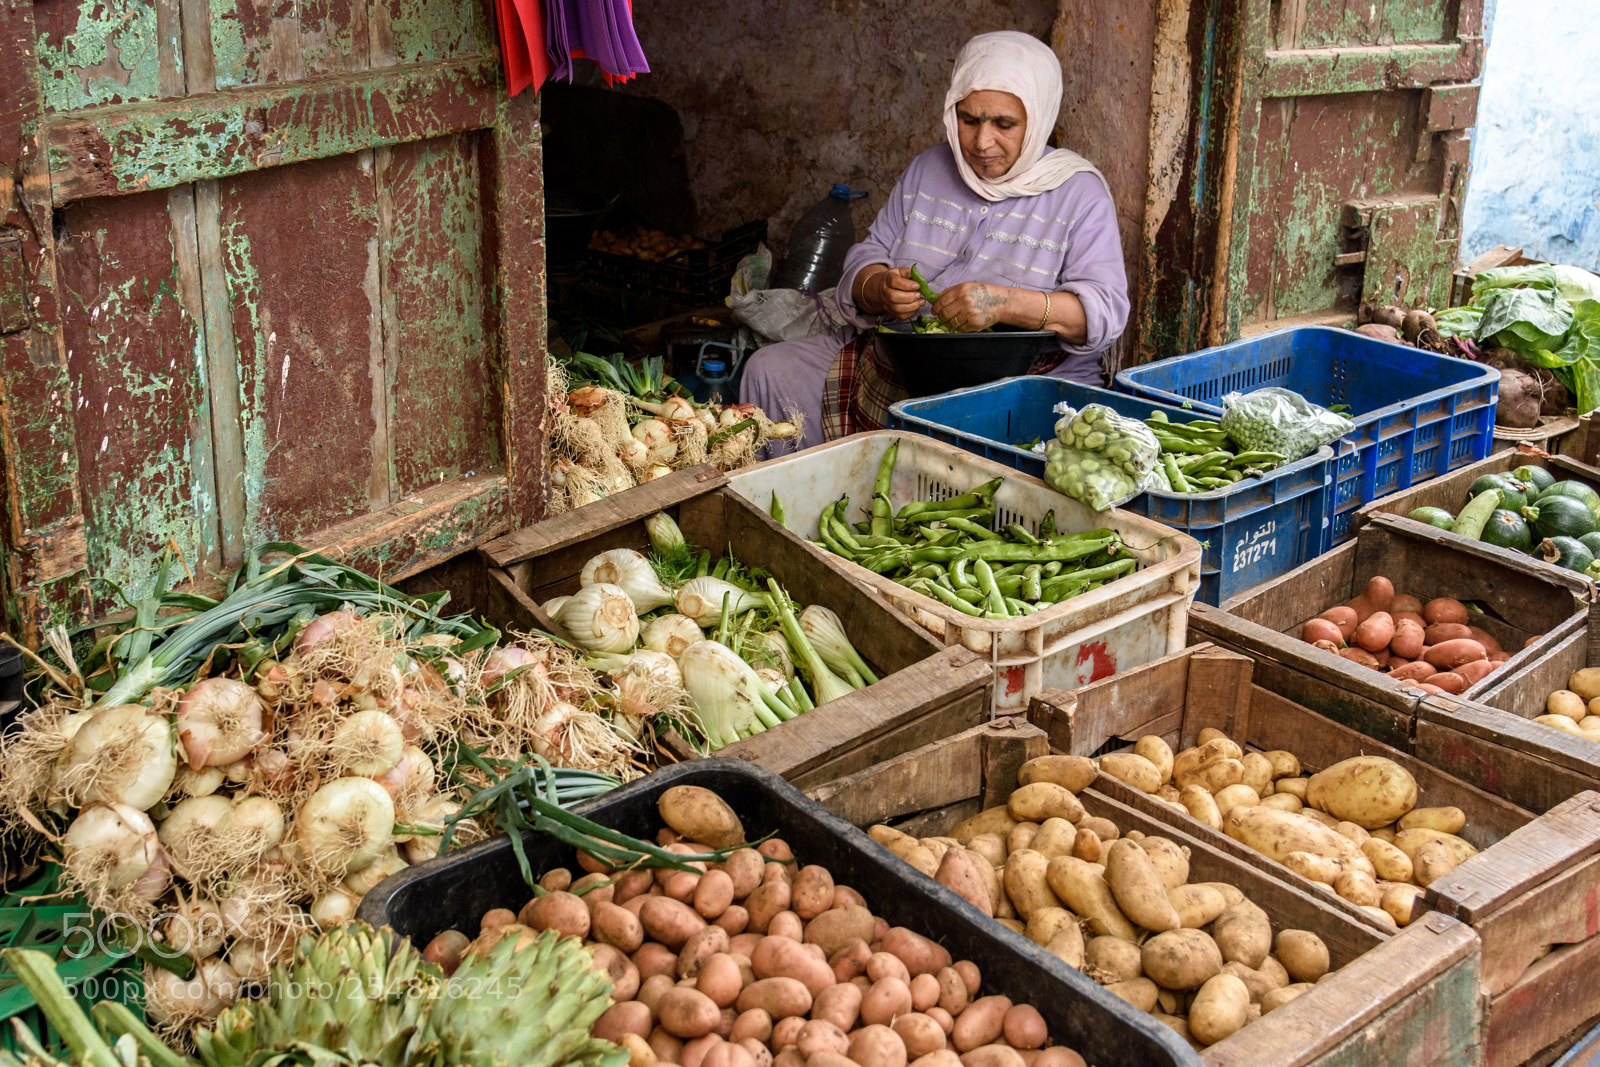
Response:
[[943, 31, 1107, 202]]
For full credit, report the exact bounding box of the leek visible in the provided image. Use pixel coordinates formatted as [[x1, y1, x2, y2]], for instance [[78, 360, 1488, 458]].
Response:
[[766, 579, 855, 706]]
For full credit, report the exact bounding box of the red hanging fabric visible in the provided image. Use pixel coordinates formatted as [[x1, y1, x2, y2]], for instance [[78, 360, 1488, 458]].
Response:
[[495, 0, 550, 95]]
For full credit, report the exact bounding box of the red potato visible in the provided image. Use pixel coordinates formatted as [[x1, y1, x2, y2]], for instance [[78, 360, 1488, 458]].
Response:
[[848, 1024, 909, 1067], [892, 1014, 947, 1059], [1319, 606, 1360, 638], [1001, 1006, 1046, 1050], [742, 1038, 774, 1067], [1313, 640, 1342, 655], [639, 973, 677, 1014], [1428, 672, 1467, 694], [758, 840, 795, 863], [744, 880, 792, 934], [722, 850, 765, 899], [1371, 648, 1393, 668], [1417, 683, 1446, 695], [833, 886, 867, 909], [679, 926, 733, 980], [772, 1049, 807, 1067], [867, 953, 912, 984], [1352, 612, 1395, 653], [736, 978, 813, 1019], [796, 1020, 850, 1059], [1301, 619, 1345, 646], [480, 908, 516, 932], [768, 912, 803, 943], [1455, 659, 1498, 685], [861, 977, 915, 1026], [805, 906, 875, 957], [960, 1046, 1025, 1067], [1389, 661, 1437, 682], [682, 1035, 723, 1067], [880, 927, 953, 977], [1424, 623, 1473, 645], [697, 954, 745, 1008], [805, 1055, 855, 1067], [716, 906, 751, 936], [1466, 626, 1502, 653], [1345, 595, 1377, 623], [792, 866, 836, 920], [910, 973, 941, 1012], [770, 1016, 804, 1049], [953, 962, 981, 997], [730, 933, 762, 959], [751, 936, 834, 996], [1489, 650, 1511, 664], [664, 871, 702, 903], [595, 1002, 654, 1043], [1390, 620, 1425, 661], [1390, 594, 1423, 615], [659, 988, 723, 1039], [926, 1007, 955, 1035], [636, 942, 681, 980], [1031, 1051, 1088, 1067], [829, 940, 872, 983], [1363, 577, 1395, 613], [642, 897, 708, 950], [1392, 611, 1426, 629], [696, 870, 736, 920], [812, 982, 863, 1032], [703, 1041, 755, 1067], [912, 1054, 963, 1067], [1423, 598, 1470, 626], [1424, 639, 1488, 670], [937, 968, 969, 1016], [649, 1028, 684, 1065], [731, 1009, 773, 1045], [1338, 647, 1381, 669], [951, 996, 1012, 1052]]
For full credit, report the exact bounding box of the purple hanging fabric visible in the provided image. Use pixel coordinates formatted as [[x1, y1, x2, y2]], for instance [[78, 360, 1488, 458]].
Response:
[[543, 0, 648, 82]]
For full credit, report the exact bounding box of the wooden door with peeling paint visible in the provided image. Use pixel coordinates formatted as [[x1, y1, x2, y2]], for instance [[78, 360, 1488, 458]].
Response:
[[1056, 0, 1483, 364], [0, 0, 546, 642]]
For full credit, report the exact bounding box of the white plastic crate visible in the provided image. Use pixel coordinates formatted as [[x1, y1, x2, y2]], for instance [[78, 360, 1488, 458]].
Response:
[[727, 432, 1202, 715]]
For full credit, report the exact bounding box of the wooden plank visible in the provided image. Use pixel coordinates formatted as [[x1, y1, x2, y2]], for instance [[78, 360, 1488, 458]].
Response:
[[1416, 699, 1600, 814], [481, 465, 728, 568], [307, 474, 512, 585], [1427, 791, 1600, 925], [482, 565, 570, 642], [1202, 915, 1482, 1067], [1485, 935, 1600, 1067], [1458, 849, 1600, 996], [1473, 624, 1588, 722], [1258, 40, 1480, 98], [807, 725, 988, 826], [979, 720, 1050, 809], [1353, 450, 1600, 544], [1023, 645, 1199, 756], [43, 57, 499, 202], [1181, 645, 1254, 749]]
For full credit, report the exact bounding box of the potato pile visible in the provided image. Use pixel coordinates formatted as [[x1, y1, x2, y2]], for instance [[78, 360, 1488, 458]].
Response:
[[426, 785, 1090, 1067], [591, 228, 708, 262], [1297, 577, 1521, 695], [1096, 730, 1478, 922], [1539, 668, 1600, 743], [869, 756, 1339, 1050]]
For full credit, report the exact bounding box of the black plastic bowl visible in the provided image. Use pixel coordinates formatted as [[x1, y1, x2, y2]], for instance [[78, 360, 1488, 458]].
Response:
[[876, 323, 1057, 399], [359, 760, 1200, 1067]]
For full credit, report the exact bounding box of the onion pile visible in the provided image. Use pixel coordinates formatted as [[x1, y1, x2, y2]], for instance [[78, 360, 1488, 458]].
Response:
[[546, 358, 799, 515]]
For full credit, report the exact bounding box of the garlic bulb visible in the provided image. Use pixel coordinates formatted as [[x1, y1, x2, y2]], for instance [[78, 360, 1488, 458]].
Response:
[[580, 549, 675, 613], [554, 583, 640, 653]]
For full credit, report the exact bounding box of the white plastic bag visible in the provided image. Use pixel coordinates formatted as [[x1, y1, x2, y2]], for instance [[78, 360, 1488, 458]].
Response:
[[1042, 405, 1165, 511], [1220, 387, 1353, 462], [728, 287, 850, 344]]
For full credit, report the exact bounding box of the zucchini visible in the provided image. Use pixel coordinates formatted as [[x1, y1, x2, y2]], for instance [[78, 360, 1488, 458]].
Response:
[[1514, 464, 1555, 493], [1408, 506, 1455, 531], [1453, 489, 1502, 541], [1541, 536, 1596, 574], [1533, 493, 1597, 540], [1481, 509, 1533, 553]]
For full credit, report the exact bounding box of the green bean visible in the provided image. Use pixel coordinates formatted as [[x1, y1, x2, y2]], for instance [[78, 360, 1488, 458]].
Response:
[[920, 579, 983, 616], [897, 478, 1002, 520], [1006, 598, 1038, 615], [1048, 558, 1136, 590], [1039, 510, 1057, 538], [945, 516, 1001, 541], [951, 557, 974, 589], [1021, 565, 1043, 602], [962, 536, 1117, 563], [1006, 523, 1041, 545], [1231, 451, 1287, 465], [770, 491, 786, 527], [871, 441, 898, 537], [1042, 561, 1064, 578], [909, 264, 941, 305], [1163, 454, 1190, 493], [974, 559, 1008, 617], [955, 587, 984, 604], [910, 506, 996, 525]]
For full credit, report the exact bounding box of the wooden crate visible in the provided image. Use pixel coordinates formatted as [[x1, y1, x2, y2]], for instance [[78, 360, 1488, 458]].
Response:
[[1187, 510, 1592, 748], [811, 719, 1482, 1067], [1025, 644, 1600, 1067], [476, 466, 994, 789]]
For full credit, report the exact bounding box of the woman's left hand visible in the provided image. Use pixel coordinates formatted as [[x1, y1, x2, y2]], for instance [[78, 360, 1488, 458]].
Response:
[[932, 282, 1015, 332]]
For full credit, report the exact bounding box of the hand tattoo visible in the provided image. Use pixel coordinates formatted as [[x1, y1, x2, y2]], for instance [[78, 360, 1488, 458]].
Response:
[[969, 285, 1007, 313]]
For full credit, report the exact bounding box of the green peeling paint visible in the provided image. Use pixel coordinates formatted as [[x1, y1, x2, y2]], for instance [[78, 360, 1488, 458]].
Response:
[[217, 211, 274, 544], [36, 0, 165, 112], [387, 0, 486, 63]]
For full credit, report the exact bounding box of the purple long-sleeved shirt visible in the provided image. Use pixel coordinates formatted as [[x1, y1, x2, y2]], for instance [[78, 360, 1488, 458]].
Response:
[[834, 146, 1130, 382]]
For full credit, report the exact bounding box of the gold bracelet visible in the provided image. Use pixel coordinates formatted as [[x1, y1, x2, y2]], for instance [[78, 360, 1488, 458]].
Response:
[[1037, 292, 1052, 332]]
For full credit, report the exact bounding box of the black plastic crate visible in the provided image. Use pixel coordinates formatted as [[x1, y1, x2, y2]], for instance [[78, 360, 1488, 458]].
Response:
[[586, 220, 767, 305], [359, 760, 1201, 1067]]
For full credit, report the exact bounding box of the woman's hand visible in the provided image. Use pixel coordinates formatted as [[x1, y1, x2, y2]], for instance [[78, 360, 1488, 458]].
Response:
[[858, 266, 926, 320], [933, 282, 1015, 332]]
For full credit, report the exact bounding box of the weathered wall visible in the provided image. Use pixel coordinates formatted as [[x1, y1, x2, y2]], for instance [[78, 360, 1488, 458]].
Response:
[[1461, 0, 1600, 271], [622, 0, 1059, 254]]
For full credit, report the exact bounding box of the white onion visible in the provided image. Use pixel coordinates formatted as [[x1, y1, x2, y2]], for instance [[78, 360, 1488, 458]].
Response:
[[330, 710, 405, 777], [641, 614, 703, 658], [645, 465, 674, 481], [297, 777, 395, 877], [481, 646, 546, 690], [228, 939, 271, 985], [158, 795, 234, 875], [633, 419, 678, 465], [554, 583, 640, 653], [147, 956, 237, 1026], [176, 678, 268, 769], [63, 803, 160, 892], [580, 549, 675, 613], [309, 888, 361, 927], [229, 795, 286, 856], [174, 766, 225, 798], [373, 745, 435, 802], [59, 705, 177, 810], [164, 895, 225, 960], [128, 846, 172, 903], [342, 847, 407, 896]]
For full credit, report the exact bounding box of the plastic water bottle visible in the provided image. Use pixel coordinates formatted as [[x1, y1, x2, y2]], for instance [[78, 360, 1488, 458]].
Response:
[[694, 342, 743, 404], [772, 183, 867, 292]]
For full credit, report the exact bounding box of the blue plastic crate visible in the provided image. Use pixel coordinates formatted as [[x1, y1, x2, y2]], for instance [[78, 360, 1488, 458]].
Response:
[[1113, 326, 1499, 544], [886, 377, 1334, 605]]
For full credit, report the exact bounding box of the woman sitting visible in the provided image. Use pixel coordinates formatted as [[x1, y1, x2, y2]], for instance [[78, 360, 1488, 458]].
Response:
[[741, 30, 1129, 451]]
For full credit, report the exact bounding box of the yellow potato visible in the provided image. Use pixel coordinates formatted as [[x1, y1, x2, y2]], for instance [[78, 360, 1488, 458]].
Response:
[[1156, 784, 1182, 804], [1188, 974, 1250, 1046], [1007, 822, 1040, 855], [1260, 793, 1303, 813], [1333, 868, 1381, 907], [1381, 883, 1426, 926], [1360, 904, 1399, 929], [1001, 850, 1057, 920], [1141, 928, 1224, 991], [1220, 960, 1273, 1003], [1333, 821, 1369, 844], [1168, 884, 1229, 929], [1211, 901, 1271, 968], [1546, 690, 1587, 720], [1260, 983, 1314, 1014], [1411, 840, 1464, 886], [1137, 836, 1191, 890], [1027, 818, 1077, 861], [949, 806, 1017, 843], [1392, 828, 1478, 867], [1536, 714, 1586, 735], [1224, 806, 1363, 865], [1369, 825, 1397, 844], [1281, 850, 1343, 885], [1197, 728, 1233, 748], [1360, 837, 1413, 883], [1213, 784, 1261, 820], [1135, 736, 1175, 784], [1272, 930, 1328, 983], [966, 833, 1006, 868], [1007, 783, 1085, 825], [1398, 806, 1467, 835], [1274, 777, 1310, 801], [1306, 756, 1419, 829], [1196, 758, 1246, 794], [1239, 753, 1275, 795], [1104, 840, 1181, 932], [1084, 935, 1144, 984], [1103, 977, 1159, 1012], [1023, 906, 1079, 948], [659, 786, 746, 848], [1262, 750, 1301, 779], [1569, 667, 1600, 702], [1300, 807, 1341, 828], [1017, 754, 1097, 793], [1045, 855, 1136, 940], [1098, 753, 1163, 794], [1195, 881, 1245, 908], [1179, 785, 1224, 830]]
